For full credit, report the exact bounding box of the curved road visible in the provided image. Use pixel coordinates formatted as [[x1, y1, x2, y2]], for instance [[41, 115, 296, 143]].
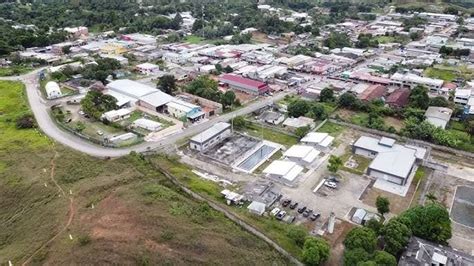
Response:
[[1, 71, 288, 157]]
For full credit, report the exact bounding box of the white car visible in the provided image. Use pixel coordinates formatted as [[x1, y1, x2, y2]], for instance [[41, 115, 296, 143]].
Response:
[[324, 180, 337, 189], [270, 207, 281, 216], [96, 130, 104, 136], [78, 110, 85, 115]]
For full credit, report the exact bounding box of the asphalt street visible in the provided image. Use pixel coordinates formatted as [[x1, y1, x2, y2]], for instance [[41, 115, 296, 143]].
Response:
[[1, 71, 289, 157]]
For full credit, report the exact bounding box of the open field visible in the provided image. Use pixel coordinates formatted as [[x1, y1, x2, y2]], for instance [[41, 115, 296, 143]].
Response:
[[0, 66, 33, 77], [244, 121, 299, 147], [0, 81, 291, 264]]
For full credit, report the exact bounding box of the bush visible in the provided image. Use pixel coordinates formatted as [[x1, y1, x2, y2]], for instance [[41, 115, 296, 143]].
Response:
[[16, 114, 36, 129], [286, 226, 308, 247], [343, 227, 377, 253], [78, 234, 91, 246]]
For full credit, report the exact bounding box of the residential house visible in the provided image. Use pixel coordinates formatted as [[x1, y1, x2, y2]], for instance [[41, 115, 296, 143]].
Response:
[[166, 99, 205, 122], [424, 106, 453, 129], [386, 88, 410, 108]]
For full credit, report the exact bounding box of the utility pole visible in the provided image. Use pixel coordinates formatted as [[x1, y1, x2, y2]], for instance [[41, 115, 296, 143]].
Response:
[[201, 5, 205, 39]]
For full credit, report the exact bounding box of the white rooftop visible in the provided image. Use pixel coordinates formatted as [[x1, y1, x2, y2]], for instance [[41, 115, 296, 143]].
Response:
[[284, 145, 320, 164], [353, 136, 424, 179], [191, 122, 230, 144], [107, 79, 157, 99], [263, 160, 304, 182]]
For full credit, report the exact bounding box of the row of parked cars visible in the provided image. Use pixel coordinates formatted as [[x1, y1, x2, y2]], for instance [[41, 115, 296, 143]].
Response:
[[270, 198, 321, 224]]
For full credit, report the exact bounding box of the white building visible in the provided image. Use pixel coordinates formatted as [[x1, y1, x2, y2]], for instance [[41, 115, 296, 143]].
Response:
[[106, 79, 162, 107], [284, 145, 320, 165], [45, 81, 62, 99], [352, 136, 426, 186], [166, 99, 204, 122], [131, 118, 162, 132], [190, 122, 231, 152], [300, 132, 334, 151], [454, 89, 473, 105], [101, 109, 132, 122], [263, 160, 304, 184], [424, 106, 453, 129], [247, 201, 266, 216], [391, 73, 444, 93]]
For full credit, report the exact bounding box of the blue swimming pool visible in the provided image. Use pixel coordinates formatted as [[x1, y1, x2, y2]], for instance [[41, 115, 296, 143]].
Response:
[[237, 145, 276, 171]]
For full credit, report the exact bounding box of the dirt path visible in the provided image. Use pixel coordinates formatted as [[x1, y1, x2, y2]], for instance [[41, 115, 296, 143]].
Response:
[[21, 148, 76, 265]]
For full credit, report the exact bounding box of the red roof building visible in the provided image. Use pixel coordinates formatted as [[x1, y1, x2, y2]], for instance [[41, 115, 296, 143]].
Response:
[[219, 74, 269, 95], [358, 84, 387, 102], [386, 88, 410, 108]]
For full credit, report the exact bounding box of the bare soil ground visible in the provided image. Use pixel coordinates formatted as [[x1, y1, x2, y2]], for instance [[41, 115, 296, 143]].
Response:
[[360, 181, 417, 215], [322, 219, 355, 266]]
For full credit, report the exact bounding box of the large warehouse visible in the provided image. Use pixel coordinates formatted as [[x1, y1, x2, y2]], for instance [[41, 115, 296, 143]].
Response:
[[219, 74, 269, 95], [352, 136, 426, 186]]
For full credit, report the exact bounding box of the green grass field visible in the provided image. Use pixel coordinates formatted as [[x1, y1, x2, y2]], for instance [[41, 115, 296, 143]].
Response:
[[317, 121, 345, 137], [0, 81, 290, 264], [184, 35, 204, 44], [0, 66, 33, 77], [424, 67, 456, 81], [245, 122, 299, 147]]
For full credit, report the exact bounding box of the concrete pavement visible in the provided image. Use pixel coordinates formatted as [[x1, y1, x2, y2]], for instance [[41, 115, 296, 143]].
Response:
[[1, 71, 289, 157]]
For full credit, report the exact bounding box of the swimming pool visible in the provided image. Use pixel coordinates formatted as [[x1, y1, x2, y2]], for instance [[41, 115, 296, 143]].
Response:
[[237, 145, 277, 172]]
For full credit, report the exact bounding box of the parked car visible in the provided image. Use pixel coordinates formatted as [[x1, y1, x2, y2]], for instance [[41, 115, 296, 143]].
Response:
[[324, 181, 337, 189], [283, 215, 295, 224], [96, 130, 104, 136], [282, 199, 291, 207], [276, 211, 286, 220], [78, 110, 85, 116], [289, 202, 298, 209], [270, 207, 281, 217], [327, 176, 340, 183], [310, 213, 321, 221], [303, 209, 312, 217], [297, 206, 307, 214]]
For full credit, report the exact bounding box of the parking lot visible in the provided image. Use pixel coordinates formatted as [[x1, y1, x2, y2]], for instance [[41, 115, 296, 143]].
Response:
[[279, 168, 376, 229], [451, 186, 474, 228]]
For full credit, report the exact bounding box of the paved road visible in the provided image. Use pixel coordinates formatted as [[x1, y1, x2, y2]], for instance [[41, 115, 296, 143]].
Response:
[[1, 71, 289, 157]]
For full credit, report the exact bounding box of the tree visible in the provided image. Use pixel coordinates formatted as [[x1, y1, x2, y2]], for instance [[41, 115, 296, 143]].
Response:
[[338, 93, 359, 109], [221, 91, 236, 110], [373, 251, 397, 266], [343, 248, 370, 266], [80, 91, 118, 120], [398, 203, 452, 244], [429, 96, 449, 107], [381, 218, 411, 255], [62, 45, 71, 54], [157, 75, 177, 95], [192, 19, 204, 32], [286, 226, 308, 247], [232, 116, 248, 130], [409, 86, 430, 110], [288, 99, 310, 118], [376, 196, 390, 217], [323, 32, 351, 49], [365, 218, 383, 235], [320, 87, 334, 102], [327, 155, 343, 173], [301, 237, 330, 266], [295, 125, 311, 139], [215, 63, 223, 73], [310, 103, 327, 120], [344, 227, 377, 253], [223, 65, 233, 73]]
